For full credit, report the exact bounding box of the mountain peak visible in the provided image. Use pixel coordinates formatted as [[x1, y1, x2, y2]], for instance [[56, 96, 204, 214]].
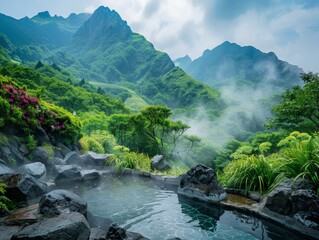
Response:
[[72, 6, 132, 50], [33, 11, 51, 19]]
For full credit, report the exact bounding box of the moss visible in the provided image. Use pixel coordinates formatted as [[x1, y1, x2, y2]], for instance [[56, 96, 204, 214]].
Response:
[[41, 144, 55, 158], [0, 132, 9, 145]]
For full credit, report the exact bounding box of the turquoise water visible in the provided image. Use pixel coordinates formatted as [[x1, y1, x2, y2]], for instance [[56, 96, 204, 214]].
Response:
[[73, 175, 303, 240]]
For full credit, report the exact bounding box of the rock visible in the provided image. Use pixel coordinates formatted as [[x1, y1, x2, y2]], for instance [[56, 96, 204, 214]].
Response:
[[64, 151, 84, 165], [292, 178, 317, 191], [126, 231, 149, 240], [4, 204, 39, 226], [106, 223, 127, 240], [11, 212, 90, 240], [39, 189, 87, 217], [17, 162, 46, 179], [264, 180, 293, 215], [81, 169, 101, 181], [19, 144, 29, 155], [291, 189, 319, 228], [31, 147, 49, 165], [90, 228, 106, 240], [0, 163, 13, 177], [82, 151, 108, 166], [248, 191, 262, 202], [53, 165, 82, 184], [178, 164, 227, 203], [34, 126, 51, 144], [0, 174, 47, 205], [0, 225, 20, 240], [150, 155, 170, 171], [87, 211, 113, 229], [57, 142, 72, 157]]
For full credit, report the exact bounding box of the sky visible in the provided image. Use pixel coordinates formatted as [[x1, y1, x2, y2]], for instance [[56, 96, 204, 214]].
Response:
[[0, 0, 318, 72]]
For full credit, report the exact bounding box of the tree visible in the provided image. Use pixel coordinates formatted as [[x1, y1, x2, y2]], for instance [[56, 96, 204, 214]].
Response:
[[267, 73, 319, 133]]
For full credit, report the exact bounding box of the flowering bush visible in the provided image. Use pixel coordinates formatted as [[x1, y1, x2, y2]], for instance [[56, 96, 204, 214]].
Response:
[[0, 84, 81, 143]]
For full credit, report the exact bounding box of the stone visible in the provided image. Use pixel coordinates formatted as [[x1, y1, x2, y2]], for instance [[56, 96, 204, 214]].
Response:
[[57, 142, 72, 157], [64, 151, 84, 165], [81, 169, 101, 181], [11, 212, 90, 240], [126, 231, 149, 240], [53, 165, 82, 184], [39, 189, 87, 217], [82, 151, 108, 166], [264, 180, 293, 215], [4, 204, 39, 226], [34, 126, 51, 144], [150, 155, 170, 171], [87, 211, 113, 229], [90, 228, 106, 240], [291, 189, 319, 228], [0, 174, 47, 204], [31, 147, 49, 165], [19, 144, 29, 155], [105, 223, 127, 240], [178, 164, 227, 203], [17, 162, 46, 179], [292, 178, 317, 192], [0, 163, 13, 177], [0, 225, 20, 240]]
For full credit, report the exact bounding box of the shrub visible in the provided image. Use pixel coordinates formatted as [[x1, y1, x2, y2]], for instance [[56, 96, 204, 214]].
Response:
[[220, 155, 284, 194], [0, 182, 12, 216], [280, 137, 319, 190], [26, 135, 37, 150], [90, 130, 116, 153], [79, 136, 104, 154]]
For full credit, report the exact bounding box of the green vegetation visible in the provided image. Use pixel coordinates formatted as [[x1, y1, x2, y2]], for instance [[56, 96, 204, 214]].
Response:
[[0, 182, 12, 216]]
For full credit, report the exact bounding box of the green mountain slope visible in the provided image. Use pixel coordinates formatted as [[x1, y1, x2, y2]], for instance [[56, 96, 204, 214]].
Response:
[[175, 41, 303, 90]]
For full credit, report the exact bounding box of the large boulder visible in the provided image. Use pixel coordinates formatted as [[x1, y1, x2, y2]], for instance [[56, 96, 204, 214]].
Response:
[[264, 180, 293, 215], [11, 212, 90, 240], [31, 147, 50, 165], [106, 223, 127, 240], [39, 189, 87, 217], [17, 162, 46, 179], [178, 164, 227, 203], [150, 155, 170, 171], [81, 169, 101, 181], [82, 151, 108, 167], [0, 174, 47, 205], [64, 151, 84, 165], [0, 163, 13, 177], [53, 165, 82, 184]]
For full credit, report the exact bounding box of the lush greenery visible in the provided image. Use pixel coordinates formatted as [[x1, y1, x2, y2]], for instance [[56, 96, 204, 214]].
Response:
[[0, 182, 12, 216]]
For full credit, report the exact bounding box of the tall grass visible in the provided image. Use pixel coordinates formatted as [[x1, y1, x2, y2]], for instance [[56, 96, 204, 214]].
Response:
[[280, 137, 319, 189], [219, 155, 285, 194]]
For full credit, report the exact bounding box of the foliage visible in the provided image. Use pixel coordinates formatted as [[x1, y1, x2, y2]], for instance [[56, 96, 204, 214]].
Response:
[[26, 135, 37, 150], [79, 136, 104, 154], [80, 111, 109, 135], [109, 145, 151, 172], [268, 72, 319, 133], [89, 130, 116, 153], [220, 155, 285, 194], [280, 136, 319, 190], [0, 182, 12, 215]]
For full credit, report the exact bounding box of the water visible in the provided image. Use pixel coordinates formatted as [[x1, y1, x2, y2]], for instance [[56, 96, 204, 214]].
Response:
[[69, 175, 305, 240]]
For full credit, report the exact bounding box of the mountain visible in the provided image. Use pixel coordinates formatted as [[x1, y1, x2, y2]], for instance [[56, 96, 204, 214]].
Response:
[[175, 41, 303, 90], [0, 11, 90, 48]]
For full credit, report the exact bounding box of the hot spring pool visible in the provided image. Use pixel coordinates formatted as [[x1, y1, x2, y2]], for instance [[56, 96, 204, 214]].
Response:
[[68, 175, 304, 240]]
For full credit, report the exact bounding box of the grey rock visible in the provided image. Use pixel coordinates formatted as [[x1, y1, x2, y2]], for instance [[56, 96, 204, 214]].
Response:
[[81, 169, 101, 181], [31, 147, 49, 165], [0, 174, 47, 204], [248, 191, 262, 202], [82, 151, 108, 166], [57, 142, 72, 157], [64, 151, 84, 165], [126, 231, 150, 240], [178, 164, 227, 203], [19, 144, 29, 155], [90, 228, 106, 240], [34, 126, 50, 144], [53, 165, 82, 184], [0, 225, 20, 240], [87, 211, 113, 230], [0, 163, 13, 177], [11, 212, 90, 240], [292, 178, 317, 191], [106, 223, 127, 240], [265, 180, 293, 215], [150, 155, 170, 171], [17, 162, 46, 179], [39, 189, 87, 217]]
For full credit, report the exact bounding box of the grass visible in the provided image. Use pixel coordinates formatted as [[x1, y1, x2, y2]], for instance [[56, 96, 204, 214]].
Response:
[[219, 155, 285, 194]]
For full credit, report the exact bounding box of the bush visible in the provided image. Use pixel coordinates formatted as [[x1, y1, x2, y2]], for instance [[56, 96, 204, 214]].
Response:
[[109, 145, 150, 172], [79, 136, 104, 154], [220, 155, 284, 194], [90, 130, 116, 153], [0, 182, 12, 216], [280, 137, 319, 190], [26, 135, 37, 150]]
